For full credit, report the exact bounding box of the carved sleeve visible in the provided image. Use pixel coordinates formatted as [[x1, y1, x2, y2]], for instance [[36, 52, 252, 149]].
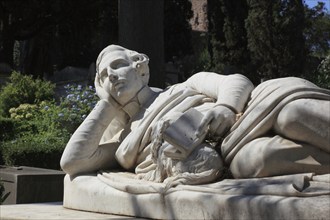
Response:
[[185, 72, 254, 113], [60, 99, 121, 175]]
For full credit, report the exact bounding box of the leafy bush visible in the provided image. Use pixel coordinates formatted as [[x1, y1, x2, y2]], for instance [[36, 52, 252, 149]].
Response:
[[0, 72, 55, 117], [0, 83, 98, 169], [1, 132, 69, 170], [0, 116, 15, 142], [314, 55, 330, 89], [10, 102, 63, 134], [9, 103, 36, 117], [0, 116, 15, 164], [1, 101, 70, 169], [1, 100, 73, 168], [305, 54, 330, 89], [58, 84, 98, 133]]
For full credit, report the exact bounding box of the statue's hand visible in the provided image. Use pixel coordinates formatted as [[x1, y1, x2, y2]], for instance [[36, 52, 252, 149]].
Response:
[[195, 105, 236, 140], [94, 74, 120, 109]]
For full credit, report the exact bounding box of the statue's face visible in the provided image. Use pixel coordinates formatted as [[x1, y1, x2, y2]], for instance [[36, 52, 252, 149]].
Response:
[[98, 49, 146, 105]]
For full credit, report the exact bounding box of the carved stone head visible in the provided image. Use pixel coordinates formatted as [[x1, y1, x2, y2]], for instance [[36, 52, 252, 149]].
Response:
[[95, 45, 150, 105]]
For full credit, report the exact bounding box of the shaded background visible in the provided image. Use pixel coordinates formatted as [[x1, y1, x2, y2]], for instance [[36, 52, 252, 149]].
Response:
[[0, 0, 329, 88], [0, 0, 329, 173]]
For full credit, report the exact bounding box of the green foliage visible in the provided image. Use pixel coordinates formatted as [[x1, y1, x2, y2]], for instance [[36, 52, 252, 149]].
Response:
[[7, 102, 63, 136], [1, 132, 68, 170], [194, 47, 213, 73], [0, 83, 98, 169], [245, 0, 306, 80], [0, 72, 55, 117], [304, 3, 330, 59], [58, 84, 98, 133], [204, 0, 329, 84], [206, 0, 257, 83], [309, 55, 330, 89], [0, 116, 16, 164], [0, 73, 52, 168], [1, 101, 70, 169], [9, 104, 38, 120], [303, 3, 330, 80], [0, 116, 15, 142]]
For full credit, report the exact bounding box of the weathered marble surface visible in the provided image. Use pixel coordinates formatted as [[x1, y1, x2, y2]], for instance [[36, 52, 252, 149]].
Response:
[[63, 173, 330, 220]]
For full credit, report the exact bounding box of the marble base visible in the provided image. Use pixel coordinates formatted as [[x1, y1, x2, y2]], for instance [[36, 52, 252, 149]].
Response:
[[63, 174, 330, 220]]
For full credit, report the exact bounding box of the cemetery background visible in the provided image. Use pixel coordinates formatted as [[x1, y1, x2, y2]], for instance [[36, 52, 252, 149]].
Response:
[[0, 0, 329, 206]]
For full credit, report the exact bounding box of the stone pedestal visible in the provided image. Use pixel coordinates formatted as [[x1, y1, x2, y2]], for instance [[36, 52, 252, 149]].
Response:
[[63, 174, 330, 220], [0, 166, 65, 204]]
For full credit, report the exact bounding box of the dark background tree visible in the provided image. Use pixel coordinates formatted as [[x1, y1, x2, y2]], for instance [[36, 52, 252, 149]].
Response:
[[304, 2, 330, 59], [204, 0, 329, 85], [164, 0, 193, 62], [206, 0, 259, 83], [0, 0, 118, 79], [119, 0, 164, 88], [303, 2, 330, 80], [245, 0, 306, 80], [0, 0, 329, 86], [1, 0, 194, 88]]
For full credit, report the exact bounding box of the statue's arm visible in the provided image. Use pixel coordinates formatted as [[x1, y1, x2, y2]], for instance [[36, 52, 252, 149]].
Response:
[[60, 100, 121, 176], [185, 72, 254, 113], [186, 72, 254, 138]]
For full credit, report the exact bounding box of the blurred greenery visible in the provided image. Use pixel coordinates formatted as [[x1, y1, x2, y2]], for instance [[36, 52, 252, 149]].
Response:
[[0, 71, 55, 116], [0, 72, 98, 169], [195, 0, 330, 86], [1, 0, 329, 86]]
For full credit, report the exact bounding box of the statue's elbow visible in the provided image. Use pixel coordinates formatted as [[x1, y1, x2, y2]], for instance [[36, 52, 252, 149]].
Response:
[[60, 156, 78, 176]]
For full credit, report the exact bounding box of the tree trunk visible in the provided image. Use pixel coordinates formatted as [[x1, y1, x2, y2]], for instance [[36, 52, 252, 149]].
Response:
[[118, 0, 164, 88]]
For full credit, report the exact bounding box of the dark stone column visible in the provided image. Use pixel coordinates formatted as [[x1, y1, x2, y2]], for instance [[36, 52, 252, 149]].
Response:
[[118, 0, 164, 88]]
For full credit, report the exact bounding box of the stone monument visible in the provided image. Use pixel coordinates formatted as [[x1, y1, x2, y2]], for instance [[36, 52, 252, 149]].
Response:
[[60, 45, 330, 219]]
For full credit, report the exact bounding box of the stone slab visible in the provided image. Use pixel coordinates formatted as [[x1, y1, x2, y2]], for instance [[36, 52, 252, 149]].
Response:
[[0, 202, 144, 219], [63, 174, 330, 220], [0, 166, 65, 204]]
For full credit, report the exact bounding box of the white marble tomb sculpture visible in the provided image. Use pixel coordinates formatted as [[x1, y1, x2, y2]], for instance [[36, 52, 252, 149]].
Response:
[[60, 45, 330, 220]]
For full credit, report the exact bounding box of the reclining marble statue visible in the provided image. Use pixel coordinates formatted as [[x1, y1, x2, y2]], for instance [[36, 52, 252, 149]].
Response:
[[60, 45, 330, 218]]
